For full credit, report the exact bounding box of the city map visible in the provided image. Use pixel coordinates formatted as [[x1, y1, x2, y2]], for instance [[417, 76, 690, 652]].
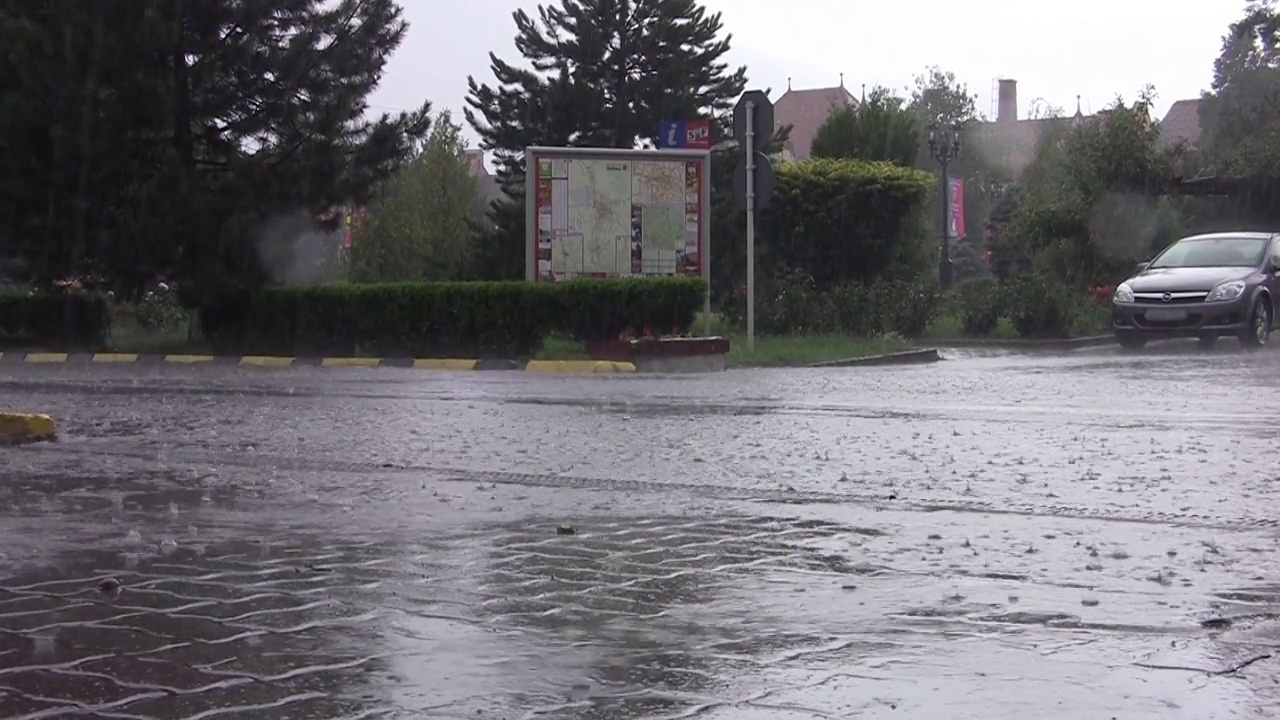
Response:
[[535, 156, 701, 280]]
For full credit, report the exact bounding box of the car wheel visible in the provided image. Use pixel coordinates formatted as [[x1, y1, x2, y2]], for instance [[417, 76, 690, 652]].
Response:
[[1197, 334, 1217, 351], [1239, 296, 1272, 349], [1116, 331, 1145, 351]]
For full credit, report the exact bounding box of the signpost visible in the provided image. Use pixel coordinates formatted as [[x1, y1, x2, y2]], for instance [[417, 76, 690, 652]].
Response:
[[732, 90, 775, 351]]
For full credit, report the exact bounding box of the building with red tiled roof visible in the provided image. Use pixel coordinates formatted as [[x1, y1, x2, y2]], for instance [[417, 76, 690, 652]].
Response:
[[772, 79, 860, 160]]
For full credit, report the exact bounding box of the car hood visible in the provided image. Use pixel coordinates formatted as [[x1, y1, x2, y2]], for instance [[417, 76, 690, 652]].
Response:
[[1128, 266, 1254, 292]]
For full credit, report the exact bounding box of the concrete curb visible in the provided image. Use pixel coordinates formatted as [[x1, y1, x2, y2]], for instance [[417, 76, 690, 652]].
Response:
[[809, 348, 942, 368], [926, 335, 1114, 350], [0, 412, 56, 441], [524, 359, 637, 374], [0, 351, 634, 373]]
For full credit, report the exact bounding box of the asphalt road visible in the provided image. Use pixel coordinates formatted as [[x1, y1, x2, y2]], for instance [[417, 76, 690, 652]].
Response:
[[2, 342, 1280, 719]]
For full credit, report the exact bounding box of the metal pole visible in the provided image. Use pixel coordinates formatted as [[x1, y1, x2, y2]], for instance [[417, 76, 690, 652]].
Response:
[[701, 153, 712, 337], [939, 156, 952, 290], [745, 102, 756, 351]]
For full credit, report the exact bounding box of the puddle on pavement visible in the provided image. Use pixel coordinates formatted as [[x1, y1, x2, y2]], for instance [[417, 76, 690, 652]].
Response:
[[0, 511, 1278, 718]]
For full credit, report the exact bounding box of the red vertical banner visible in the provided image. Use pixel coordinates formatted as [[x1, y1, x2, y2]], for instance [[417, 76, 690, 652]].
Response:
[[683, 160, 702, 276], [947, 176, 966, 240], [536, 159, 553, 281]]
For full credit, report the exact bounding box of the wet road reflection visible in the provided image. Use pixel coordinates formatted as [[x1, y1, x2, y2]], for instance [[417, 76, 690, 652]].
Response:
[[3, 346, 1280, 717]]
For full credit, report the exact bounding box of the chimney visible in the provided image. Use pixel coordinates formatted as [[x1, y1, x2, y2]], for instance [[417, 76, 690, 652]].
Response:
[[997, 79, 1018, 123]]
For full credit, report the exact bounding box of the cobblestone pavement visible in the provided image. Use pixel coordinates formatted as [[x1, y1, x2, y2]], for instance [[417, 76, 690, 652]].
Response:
[[3, 343, 1280, 718]]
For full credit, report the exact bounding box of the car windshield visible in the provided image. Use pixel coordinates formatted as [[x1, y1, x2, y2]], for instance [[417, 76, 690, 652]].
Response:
[[1149, 236, 1268, 268]]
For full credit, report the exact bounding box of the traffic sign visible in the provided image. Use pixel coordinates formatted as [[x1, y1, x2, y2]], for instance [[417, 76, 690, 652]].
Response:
[[732, 90, 774, 148], [659, 119, 712, 149], [733, 153, 777, 211]]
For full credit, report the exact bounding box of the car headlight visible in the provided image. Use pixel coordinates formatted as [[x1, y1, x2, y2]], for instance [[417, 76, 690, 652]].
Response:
[[1113, 283, 1134, 304], [1206, 280, 1246, 302]]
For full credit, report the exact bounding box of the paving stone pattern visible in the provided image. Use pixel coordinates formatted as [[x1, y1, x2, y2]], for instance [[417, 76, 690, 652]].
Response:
[[0, 515, 860, 718]]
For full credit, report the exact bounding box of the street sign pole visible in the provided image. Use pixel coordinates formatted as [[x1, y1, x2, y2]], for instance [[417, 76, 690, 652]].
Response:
[[732, 90, 773, 352], [745, 101, 756, 352]]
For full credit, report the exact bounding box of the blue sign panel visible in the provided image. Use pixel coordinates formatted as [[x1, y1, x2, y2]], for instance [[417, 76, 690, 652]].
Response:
[[660, 119, 711, 149], [660, 120, 686, 148]]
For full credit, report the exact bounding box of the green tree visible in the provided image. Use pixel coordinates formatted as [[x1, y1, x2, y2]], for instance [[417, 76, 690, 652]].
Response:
[[1005, 89, 1181, 284], [908, 66, 979, 127], [1198, 1, 1280, 176], [810, 87, 920, 166], [465, 0, 748, 279], [906, 66, 995, 279], [0, 0, 429, 300], [351, 110, 477, 282]]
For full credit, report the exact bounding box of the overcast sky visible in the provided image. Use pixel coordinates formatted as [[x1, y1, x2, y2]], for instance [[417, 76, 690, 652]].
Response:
[[385, 0, 1243, 144]]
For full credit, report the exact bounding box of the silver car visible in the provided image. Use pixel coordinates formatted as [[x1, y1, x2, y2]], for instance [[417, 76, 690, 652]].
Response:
[[1111, 232, 1280, 350]]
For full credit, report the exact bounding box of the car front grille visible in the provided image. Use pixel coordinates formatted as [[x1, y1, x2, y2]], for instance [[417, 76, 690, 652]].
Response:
[[1132, 292, 1208, 305]]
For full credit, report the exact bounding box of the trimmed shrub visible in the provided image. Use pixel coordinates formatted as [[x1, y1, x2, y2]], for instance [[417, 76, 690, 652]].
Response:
[[952, 278, 1004, 336], [205, 278, 707, 357], [764, 158, 935, 286], [557, 277, 705, 341], [0, 291, 110, 349]]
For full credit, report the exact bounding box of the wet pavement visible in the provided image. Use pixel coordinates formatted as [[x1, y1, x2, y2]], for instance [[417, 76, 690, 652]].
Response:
[[2, 342, 1280, 718]]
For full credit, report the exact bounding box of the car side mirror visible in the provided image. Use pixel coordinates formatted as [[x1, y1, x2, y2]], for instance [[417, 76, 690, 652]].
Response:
[[1134, 261, 1150, 273]]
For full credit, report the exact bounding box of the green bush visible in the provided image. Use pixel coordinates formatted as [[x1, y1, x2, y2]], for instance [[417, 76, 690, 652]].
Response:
[[1002, 274, 1073, 338], [0, 291, 111, 349], [724, 270, 939, 338], [828, 282, 872, 336], [764, 158, 935, 286], [206, 278, 707, 357], [866, 275, 942, 337], [557, 277, 705, 341], [952, 278, 1004, 336]]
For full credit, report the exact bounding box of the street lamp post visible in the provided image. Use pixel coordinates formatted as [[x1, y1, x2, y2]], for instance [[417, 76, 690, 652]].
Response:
[[927, 122, 963, 291]]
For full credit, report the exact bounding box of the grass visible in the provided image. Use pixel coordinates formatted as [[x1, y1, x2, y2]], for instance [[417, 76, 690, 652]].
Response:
[[924, 305, 1111, 342], [534, 333, 590, 360], [724, 334, 911, 368], [924, 313, 1019, 340], [687, 313, 912, 367], [532, 315, 912, 368], [103, 309, 914, 367], [106, 312, 210, 354]]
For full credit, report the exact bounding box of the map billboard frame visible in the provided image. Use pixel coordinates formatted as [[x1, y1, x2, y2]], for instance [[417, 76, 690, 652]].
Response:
[[524, 146, 711, 290]]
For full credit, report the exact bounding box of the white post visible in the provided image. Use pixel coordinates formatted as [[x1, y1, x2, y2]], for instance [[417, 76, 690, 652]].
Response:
[[745, 101, 756, 352]]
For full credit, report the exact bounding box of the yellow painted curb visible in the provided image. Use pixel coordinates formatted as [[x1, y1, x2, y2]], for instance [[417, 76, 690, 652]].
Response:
[[92, 353, 139, 363], [413, 358, 478, 370], [25, 352, 68, 363], [240, 355, 294, 367], [0, 412, 56, 440], [322, 357, 382, 368], [164, 354, 215, 364], [525, 359, 636, 374]]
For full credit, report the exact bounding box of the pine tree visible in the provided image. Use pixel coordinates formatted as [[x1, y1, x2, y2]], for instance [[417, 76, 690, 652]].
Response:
[[0, 0, 430, 295], [464, 0, 747, 279]]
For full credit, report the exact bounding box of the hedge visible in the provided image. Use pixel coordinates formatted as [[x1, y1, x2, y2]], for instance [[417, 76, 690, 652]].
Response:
[[763, 158, 934, 286], [0, 291, 110, 349], [202, 277, 707, 357]]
